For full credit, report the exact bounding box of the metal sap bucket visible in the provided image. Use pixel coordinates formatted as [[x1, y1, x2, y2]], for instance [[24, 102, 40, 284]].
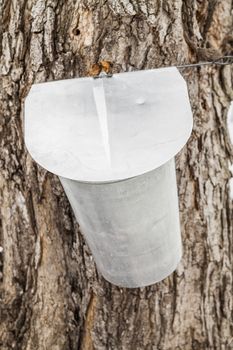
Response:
[[24, 67, 193, 288]]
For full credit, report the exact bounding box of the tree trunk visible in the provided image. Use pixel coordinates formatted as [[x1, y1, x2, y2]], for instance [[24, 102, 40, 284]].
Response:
[[0, 1, 232, 349]]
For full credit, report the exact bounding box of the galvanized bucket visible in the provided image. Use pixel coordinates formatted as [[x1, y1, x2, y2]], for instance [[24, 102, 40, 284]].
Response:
[[24, 67, 193, 287]]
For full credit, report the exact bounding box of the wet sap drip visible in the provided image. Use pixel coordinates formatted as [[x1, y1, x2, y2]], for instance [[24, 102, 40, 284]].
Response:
[[92, 78, 112, 168]]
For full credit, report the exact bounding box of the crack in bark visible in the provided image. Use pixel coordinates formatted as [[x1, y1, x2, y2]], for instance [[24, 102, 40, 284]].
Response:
[[80, 292, 97, 350]]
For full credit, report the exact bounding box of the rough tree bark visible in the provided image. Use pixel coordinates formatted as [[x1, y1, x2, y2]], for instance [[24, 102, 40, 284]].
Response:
[[0, 1, 233, 349]]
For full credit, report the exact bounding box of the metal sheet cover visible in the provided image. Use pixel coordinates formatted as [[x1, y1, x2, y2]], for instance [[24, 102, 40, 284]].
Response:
[[24, 67, 193, 182]]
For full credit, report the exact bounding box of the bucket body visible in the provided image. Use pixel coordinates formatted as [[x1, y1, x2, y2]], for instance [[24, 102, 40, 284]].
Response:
[[60, 158, 181, 288], [24, 67, 193, 288]]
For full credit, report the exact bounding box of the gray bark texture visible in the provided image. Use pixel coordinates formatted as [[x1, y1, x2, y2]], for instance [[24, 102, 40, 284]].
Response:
[[0, 0, 233, 349]]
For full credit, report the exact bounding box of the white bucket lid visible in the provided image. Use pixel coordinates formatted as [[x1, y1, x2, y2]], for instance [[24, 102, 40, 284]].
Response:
[[24, 67, 193, 182]]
